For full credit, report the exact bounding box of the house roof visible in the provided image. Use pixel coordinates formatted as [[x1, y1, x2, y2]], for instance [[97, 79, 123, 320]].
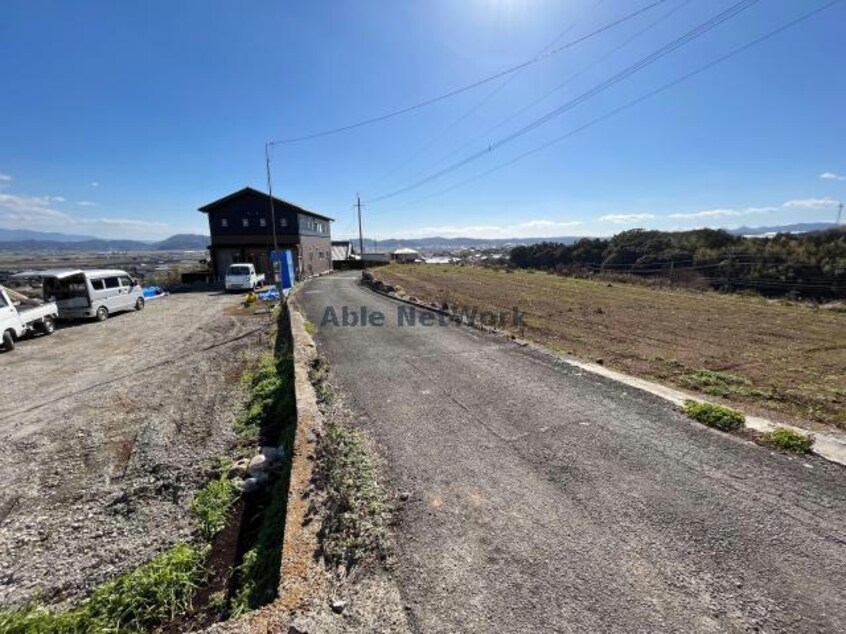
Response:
[[392, 247, 420, 255], [198, 187, 334, 221]]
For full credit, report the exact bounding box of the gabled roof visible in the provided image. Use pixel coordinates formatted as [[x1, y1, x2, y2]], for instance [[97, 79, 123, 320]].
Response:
[[198, 187, 334, 221]]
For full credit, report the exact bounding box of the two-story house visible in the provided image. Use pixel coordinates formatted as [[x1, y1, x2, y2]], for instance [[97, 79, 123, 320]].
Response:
[[198, 187, 333, 281]]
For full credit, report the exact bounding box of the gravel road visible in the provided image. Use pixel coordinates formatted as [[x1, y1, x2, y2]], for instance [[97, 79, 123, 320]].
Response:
[[0, 292, 268, 608], [295, 271, 846, 634]]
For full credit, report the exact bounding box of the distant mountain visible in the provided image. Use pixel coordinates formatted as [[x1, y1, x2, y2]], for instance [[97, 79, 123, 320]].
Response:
[[0, 228, 209, 252], [154, 234, 209, 250], [0, 227, 98, 242], [353, 236, 586, 251], [0, 238, 151, 251], [729, 222, 840, 236]]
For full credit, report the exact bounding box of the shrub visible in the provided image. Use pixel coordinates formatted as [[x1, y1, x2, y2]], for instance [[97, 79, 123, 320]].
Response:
[[767, 427, 815, 453], [682, 400, 745, 432]]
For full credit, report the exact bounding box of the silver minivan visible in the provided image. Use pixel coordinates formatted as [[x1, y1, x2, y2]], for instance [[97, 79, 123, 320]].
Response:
[[41, 269, 145, 321]]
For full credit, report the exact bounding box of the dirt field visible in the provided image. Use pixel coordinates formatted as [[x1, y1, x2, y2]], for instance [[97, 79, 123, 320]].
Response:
[[0, 292, 270, 608], [375, 265, 846, 433]]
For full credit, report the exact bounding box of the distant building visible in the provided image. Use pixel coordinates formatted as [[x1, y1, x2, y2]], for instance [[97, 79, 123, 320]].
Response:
[[390, 247, 421, 263], [331, 240, 355, 263], [360, 252, 391, 263], [198, 187, 333, 281]]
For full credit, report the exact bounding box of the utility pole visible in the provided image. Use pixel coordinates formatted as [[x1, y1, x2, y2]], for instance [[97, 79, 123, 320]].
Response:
[[265, 142, 281, 290], [837, 201, 844, 226], [356, 194, 365, 257]]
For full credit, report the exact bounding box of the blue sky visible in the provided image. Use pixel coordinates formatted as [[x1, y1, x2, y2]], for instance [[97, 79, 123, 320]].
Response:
[[1, 0, 844, 240]]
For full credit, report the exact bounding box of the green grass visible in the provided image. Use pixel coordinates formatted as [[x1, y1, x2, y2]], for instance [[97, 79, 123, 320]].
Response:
[[229, 463, 291, 617], [235, 352, 295, 445], [230, 326, 297, 616], [303, 320, 316, 336], [0, 542, 207, 634], [766, 427, 815, 453], [191, 475, 238, 542], [680, 369, 765, 398], [318, 422, 391, 570], [682, 400, 746, 432], [0, 468, 240, 633]]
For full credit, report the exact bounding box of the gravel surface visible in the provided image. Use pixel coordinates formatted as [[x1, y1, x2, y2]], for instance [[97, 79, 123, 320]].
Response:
[[295, 271, 846, 634], [0, 292, 269, 608]]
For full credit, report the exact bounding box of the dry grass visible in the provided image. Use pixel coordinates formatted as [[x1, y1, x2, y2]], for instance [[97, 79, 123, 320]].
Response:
[[376, 264, 846, 432]]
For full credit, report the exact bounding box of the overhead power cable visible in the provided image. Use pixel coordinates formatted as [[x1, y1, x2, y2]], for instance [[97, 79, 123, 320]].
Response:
[[266, 0, 669, 146], [373, 0, 838, 211], [365, 0, 760, 205], [408, 0, 694, 182], [367, 0, 607, 193]]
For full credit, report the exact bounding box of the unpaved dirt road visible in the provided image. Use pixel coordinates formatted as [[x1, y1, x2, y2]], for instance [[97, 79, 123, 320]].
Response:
[[297, 272, 846, 634], [0, 292, 268, 608]]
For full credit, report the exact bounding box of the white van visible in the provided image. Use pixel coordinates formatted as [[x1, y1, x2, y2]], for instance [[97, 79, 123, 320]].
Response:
[[40, 269, 145, 321]]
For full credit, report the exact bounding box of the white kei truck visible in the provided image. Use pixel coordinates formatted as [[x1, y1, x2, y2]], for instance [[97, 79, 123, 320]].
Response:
[[0, 285, 58, 352], [224, 263, 266, 292]]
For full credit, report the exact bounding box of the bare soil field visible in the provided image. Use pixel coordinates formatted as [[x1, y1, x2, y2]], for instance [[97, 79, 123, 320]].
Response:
[[0, 292, 270, 608], [375, 264, 846, 433]]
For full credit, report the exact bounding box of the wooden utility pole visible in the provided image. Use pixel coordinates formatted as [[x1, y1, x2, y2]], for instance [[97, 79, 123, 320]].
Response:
[[356, 194, 365, 256], [837, 201, 844, 226]]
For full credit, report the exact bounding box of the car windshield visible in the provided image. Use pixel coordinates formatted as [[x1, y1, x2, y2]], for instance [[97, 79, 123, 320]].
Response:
[[228, 265, 251, 276]]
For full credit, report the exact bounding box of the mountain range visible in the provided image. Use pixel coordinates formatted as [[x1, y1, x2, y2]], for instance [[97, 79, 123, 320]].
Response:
[[0, 229, 209, 251], [0, 222, 839, 253], [345, 222, 842, 250]]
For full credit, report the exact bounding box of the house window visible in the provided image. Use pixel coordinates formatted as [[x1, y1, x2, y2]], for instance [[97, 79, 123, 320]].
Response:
[[221, 218, 228, 228], [242, 218, 249, 228], [318, 251, 325, 260], [259, 218, 266, 227], [280, 218, 287, 228]]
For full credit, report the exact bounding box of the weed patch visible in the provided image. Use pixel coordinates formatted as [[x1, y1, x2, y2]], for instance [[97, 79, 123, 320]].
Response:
[[682, 400, 746, 432], [309, 358, 333, 404], [235, 352, 295, 445], [317, 422, 391, 571], [766, 427, 815, 453], [191, 475, 238, 542], [0, 542, 207, 634], [304, 320, 316, 336], [680, 369, 765, 398], [229, 458, 292, 617]]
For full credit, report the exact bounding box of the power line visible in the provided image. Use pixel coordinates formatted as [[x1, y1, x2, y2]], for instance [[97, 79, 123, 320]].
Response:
[[365, 0, 761, 204], [366, 0, 608, 193], [379, 0, 841, 212], [266, 0, 669, 146], [396, 0, 694, 191]]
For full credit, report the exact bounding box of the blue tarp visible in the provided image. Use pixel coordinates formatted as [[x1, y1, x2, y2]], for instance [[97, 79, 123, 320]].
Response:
[[257, 287, 280, 302], [142, 286, 167, 299]]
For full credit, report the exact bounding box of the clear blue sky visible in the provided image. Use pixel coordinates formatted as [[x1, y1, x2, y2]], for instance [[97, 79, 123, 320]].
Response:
[[1, 0, 844, 240]]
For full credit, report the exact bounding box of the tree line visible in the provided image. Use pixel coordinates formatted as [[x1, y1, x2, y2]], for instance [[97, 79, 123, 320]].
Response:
[[509, 228, 846, 299]]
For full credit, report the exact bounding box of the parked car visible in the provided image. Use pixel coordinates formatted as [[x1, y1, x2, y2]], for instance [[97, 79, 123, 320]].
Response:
[[38, 269, 145, 321], [225, 263, 266, 292], [0, 285, 58, 351]]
